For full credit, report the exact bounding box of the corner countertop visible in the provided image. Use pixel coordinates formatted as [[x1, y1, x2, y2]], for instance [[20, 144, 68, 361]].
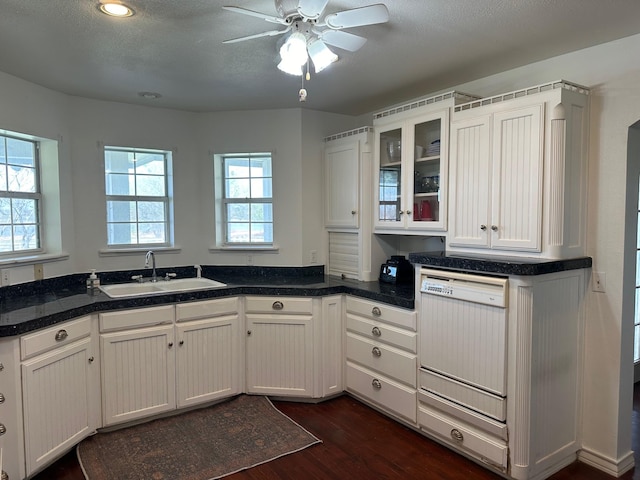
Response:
[[408, 251, 592, 276], [0, 266, 415, 337]]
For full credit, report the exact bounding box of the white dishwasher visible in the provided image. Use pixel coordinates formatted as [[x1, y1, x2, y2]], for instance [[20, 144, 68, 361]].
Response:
[[419, 268, 508, 422]]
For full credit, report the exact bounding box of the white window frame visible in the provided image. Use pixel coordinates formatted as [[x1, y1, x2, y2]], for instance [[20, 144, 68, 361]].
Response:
[[214, 152, 274, 248], [104, 146, 173, 248], [0, 133, 43, 256]]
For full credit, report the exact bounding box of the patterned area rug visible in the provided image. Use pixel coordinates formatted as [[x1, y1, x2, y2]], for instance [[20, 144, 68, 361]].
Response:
[[77, 395, 321, 480]]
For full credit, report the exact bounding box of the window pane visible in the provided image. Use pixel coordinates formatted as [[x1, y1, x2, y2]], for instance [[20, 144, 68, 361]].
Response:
[[6, 138, 35, 167], [635, 323, 640, 364], [227, 203, 249, 222], [0, 165, 6, 191], [226, 178, 250, 199], [107, 223, 137, 245], [7, 165, 36, 193], [225, 158, 249, 178], [0, 198, 10, 224], [107, 201, 136, 222], [251, 203, 272, 222], [227, 223, 250, 243], [251, 223, 272, 243], [251, 178, 272, 198], [138, 222, 165, 243], [135, 154, 165, 175], [250, 157, 272, 177], [0, 225, 11, 252], [138, 201, 165, 222], [105, 150, 134, 174], [13, 224, 38, 250], [0, 137, 5, 163], [136, 175, 165, 196], [106, 173, 135, 196], [12, 198, 37, 224]]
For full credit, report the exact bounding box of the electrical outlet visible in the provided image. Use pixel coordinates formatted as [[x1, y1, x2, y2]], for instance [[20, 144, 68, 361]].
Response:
[[1, 269, 9, 286], [310, 250, 317, 264], [593, 271, 606, 292], [247, 254, 253, 265], [34, 263, 44, 280]]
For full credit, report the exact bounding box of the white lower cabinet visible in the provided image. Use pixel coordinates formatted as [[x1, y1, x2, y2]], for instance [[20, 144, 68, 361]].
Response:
[[20, 316, 100, 477], [245, 296, 315, 397], [344, 296, 417, 423], [100, 299, 241, 427]]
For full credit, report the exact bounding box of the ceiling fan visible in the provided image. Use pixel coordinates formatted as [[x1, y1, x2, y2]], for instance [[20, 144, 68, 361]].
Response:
[[222, 1, 390, 77]]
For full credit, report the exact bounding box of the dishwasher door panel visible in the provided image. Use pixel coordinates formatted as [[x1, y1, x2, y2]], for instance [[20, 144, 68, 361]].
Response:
[[420, 293, 507, 396]]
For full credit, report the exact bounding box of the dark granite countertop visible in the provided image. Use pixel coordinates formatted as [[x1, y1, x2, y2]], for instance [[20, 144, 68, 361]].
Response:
[[0, 266, 415, 337], [408, 251, 592, 276]]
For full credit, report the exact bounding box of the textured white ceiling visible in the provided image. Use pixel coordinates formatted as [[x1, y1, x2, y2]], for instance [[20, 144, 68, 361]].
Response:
[[1, 0, 640, 115]]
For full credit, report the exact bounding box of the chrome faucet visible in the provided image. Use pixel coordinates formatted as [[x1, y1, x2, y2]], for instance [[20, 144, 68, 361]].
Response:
[[145, 250, 157, 282]]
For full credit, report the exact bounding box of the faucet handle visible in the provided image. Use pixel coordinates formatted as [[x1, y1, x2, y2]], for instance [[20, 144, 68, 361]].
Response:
[[131, 275, 143, 283], [164, 273, 177, 281], [194, 264, 202, 278]]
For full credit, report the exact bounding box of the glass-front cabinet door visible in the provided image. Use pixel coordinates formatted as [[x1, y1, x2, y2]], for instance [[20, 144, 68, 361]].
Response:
[[374, 108, 449, 232]]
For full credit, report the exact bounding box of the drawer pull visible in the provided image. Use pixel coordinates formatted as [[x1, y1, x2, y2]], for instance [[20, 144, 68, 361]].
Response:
[[0, 393, 4, 403], [179, 340, 184, 346], [371, 326, 382, 337], [55, 329, 68, 341], [371, 306, 381, 317], [371, 378, 382, 389], [168, 342, 174, 348], [1, 471, 7, 480], [0, 424, 5, 435], [88, 356, 94, 363], [372, 347, 382, 357], [272, 301, 284, 310], [450, 428, 464, 443], [0, 363, 3, 371]]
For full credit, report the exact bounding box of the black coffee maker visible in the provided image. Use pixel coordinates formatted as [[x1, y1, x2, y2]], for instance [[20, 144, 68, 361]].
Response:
[[379, 255, 414, 284]]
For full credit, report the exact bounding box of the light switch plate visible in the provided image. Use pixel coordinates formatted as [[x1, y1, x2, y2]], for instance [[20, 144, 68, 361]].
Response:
[[593, 272, 606, 292]]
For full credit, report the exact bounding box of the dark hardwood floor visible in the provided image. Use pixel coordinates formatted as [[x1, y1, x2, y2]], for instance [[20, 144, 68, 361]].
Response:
[[34, 386, 640, 480]]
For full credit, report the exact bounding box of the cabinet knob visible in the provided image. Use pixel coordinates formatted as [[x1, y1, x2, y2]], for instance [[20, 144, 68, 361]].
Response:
[[372, 347, 382, 357], [1, 470, 7, 480], [399, 210, 405, 215], [88, 356, 94, 363], [272, 301, 284, 310], [0, 393, 4, 403], [247, 330, 252, 336], [450, 428, 464, 443], [0, 423, 6, 435], [0, 363, 4, 371], [406, 210, 412, 215], [371, 326, 382, 337], [179, 340, 184, 346], [371, 306, 381, 317], [371, 378, 382, 390], [168, 342, 173, 348], [491, 225, 498, 232], [480, 224, 487, 231], [351, 210, 357, 215], [55, 329, 68, 341]]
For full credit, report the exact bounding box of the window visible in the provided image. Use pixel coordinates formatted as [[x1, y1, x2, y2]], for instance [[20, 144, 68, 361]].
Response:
[[0, 134, 41, 254], [221, 153, 273, 245], [104, 147, 172, 246]]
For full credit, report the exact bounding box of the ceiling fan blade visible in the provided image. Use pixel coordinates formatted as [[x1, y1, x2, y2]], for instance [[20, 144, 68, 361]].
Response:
[[222, 6, 286, 25], [223, 28, 289, 44], [325, 4, 390, 29], [297, 0, 329, 19], [320, 30, 367, 52]]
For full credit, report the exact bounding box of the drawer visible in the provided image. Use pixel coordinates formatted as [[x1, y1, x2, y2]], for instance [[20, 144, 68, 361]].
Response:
[[418, 403, 508, 471], [245, 296, 313, 315], [346, 314, 416, 353], [176, 297, 239, 322], [346, 333, 416, 387], [419, 369, 506, 422], [21, 316, 92, 360], [346, 296, 416, 331], [346, 361, 417, 423], [99, 305, 174, 332]]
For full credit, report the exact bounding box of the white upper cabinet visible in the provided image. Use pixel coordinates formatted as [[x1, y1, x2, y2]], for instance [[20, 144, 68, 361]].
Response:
[[447, 81, 590, 259], [373, 92, 478, 234], [324, 138, 362, 229]]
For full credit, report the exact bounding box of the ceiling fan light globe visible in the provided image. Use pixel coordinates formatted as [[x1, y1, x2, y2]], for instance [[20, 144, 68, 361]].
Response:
[[308, 39, 338, 73], [279, 32, 308, 66], [277, 58, 303, 76]]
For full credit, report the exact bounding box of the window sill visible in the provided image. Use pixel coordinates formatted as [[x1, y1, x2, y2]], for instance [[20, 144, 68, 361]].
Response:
[[208, 245, 280, 253], [0, 251, 70, 267], [99, 246, 182, 256]]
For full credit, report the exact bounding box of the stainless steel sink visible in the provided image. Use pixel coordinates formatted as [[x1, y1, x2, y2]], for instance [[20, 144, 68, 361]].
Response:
[[99, 277, 227, 298]]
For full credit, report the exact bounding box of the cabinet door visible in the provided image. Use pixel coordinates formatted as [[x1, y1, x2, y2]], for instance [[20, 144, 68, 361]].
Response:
[[491, 104, 544, 251], [21, 337, 98, 476], [101, 325, 175, 426], [375, 122, 404, 228], [324, 141, 359, 228], [449, 114, 492, 247], [246, 314, 313, 397], [176, 315, 241, 408]]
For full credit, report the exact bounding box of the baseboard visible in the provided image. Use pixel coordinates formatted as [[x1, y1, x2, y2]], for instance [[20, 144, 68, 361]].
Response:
[[578, 447, 635, 477]]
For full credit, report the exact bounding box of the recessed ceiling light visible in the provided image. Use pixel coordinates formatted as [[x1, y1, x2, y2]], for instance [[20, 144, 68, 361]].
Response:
[[99, 2, 134, 17], [138, 92, 162, 99]]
